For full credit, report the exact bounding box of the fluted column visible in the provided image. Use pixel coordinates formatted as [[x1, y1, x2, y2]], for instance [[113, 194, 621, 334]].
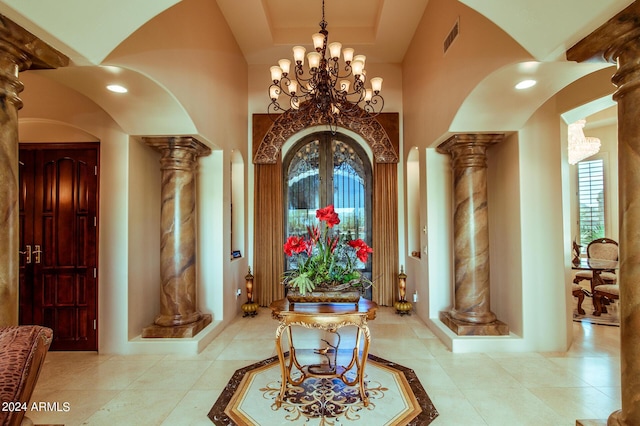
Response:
[[0, 16, 68, 326], [568, 3, 640, 425], [437, 134, 508, 336], [142, 137, 212, 338]]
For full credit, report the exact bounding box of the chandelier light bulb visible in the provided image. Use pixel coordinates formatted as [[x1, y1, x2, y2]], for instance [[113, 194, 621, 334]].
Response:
[[307, 51, 321, 69], [342, 48, 354, 63], [340, 80, 350, 92], [370, 77, 383, 93], [312, 33, 325, 50], [365, 89, 372, 102], [328, 42, 342, 59], [288, 80, 298, 95], [293, 46, 306, 64], [278, 59, 291, 75], [270, 66, 283, 83], [354, 54, 366, 68], [352, 60, 364, 77], [270, 86, 280, 101]]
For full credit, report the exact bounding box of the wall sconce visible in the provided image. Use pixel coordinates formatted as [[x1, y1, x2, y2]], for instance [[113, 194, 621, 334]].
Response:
[[242, 266, 259, 317], [394, 265, 412, 316]]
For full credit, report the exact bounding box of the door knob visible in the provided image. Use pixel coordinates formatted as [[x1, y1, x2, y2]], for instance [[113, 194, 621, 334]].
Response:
[[33, 245, 42, 264], [19, 245, 32, 264]]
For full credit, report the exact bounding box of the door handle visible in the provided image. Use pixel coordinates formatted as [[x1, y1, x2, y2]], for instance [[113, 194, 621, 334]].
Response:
[[33, 245, 42, 264], [19, 245, 32, 264]]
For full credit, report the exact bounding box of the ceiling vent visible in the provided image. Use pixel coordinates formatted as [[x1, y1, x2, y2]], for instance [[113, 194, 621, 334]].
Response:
[[443, 19, 459, 54]]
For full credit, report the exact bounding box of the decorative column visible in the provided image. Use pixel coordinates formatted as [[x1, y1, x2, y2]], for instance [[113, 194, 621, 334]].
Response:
[[437, 134, 508, 336], [142, 137, 212, 338], [0, 16, 68, 326], [568, 3, 640, 425]]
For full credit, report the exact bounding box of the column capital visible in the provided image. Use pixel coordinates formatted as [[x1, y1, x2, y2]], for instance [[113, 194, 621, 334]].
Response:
[[566, 3, 640, 65], [143, 136, 212, 171], [567, 3, 640, 100], [437, 133, 504, 168], [0, 15, 69, 70], [0, 15, 68, 110], [143, 136, 212, 156]]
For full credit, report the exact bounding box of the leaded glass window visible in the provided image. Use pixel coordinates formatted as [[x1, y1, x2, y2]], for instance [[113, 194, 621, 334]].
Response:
[[284, 132, 372, 272]]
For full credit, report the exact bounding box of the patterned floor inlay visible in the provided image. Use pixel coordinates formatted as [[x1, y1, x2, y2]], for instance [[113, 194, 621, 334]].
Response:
[[208, 353, 438, 426]]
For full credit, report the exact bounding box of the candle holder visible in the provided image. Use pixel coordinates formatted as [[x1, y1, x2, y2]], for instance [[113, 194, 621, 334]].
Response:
[[394, 265, 412, 316], [242, 267, 259, 317]]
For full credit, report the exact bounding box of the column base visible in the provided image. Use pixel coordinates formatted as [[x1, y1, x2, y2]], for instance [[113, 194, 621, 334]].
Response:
[[142, 314, 212, 338], [440, 311, 509, 336]]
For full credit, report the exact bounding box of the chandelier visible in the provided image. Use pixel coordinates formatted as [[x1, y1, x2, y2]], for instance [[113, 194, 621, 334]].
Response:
[[568, 119, 601, 164], [267, 0, 384, 131]]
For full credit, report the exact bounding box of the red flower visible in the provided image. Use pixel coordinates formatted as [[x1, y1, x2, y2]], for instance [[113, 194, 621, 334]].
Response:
[[284, 236, 307, 257], [307, 225, 320, 242], [348, 239, 373, 263], [316, 205, 340, 228]]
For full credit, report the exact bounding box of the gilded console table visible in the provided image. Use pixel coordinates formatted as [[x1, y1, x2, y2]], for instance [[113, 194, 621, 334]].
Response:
[[269, 298, 378, 408]]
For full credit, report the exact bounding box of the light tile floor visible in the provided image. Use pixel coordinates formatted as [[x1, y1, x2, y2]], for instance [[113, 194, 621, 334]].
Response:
[[26, 308, 621, 426]]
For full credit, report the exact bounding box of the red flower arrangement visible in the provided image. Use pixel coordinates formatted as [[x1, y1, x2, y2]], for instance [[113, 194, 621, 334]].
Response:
[[283, 205, 373, 295]]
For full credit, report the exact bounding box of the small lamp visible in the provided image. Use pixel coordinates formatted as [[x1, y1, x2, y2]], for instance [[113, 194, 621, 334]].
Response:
[[394, 265, 412, 316], [242, 266, 259, 317]]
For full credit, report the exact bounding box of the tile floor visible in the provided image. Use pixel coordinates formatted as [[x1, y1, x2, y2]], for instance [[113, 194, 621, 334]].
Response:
[[26, 308, 621, 426]]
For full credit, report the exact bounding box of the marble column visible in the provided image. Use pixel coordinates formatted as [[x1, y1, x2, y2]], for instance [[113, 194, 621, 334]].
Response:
[[568, 3, 640, 425], [142, 137, 212, 338], [0, 16, 68, 326], [437, 134, 508, 336]]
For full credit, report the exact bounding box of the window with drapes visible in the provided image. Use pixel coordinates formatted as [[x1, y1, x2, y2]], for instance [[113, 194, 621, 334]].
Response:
[[283, 132, 373, 294]]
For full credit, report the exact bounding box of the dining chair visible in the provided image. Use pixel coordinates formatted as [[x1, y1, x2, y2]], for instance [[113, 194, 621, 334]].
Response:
[[572, 283, 586, 315], [592, 284, 619, 316], [573, 238, 618, 291]]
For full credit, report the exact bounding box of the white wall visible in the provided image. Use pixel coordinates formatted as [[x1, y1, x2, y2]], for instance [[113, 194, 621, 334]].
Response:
[[487, 134, 523, 336], [517, 101, 570, 352], [126, 138, 161, 339]]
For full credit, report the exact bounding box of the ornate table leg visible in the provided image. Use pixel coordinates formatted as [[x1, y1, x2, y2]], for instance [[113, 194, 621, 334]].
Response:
[[274, 322, 287, 408], [359, 324, 372, 406]]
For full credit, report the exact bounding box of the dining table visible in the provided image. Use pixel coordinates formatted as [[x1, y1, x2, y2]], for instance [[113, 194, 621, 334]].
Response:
[[572, 257, 619, 293]]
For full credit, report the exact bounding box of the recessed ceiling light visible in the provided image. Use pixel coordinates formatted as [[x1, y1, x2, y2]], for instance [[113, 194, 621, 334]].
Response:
[[106, 84, 128, 93], [515, 79, 536, 90]]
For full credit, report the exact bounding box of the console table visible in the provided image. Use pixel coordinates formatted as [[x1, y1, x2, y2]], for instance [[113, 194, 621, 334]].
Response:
[[269, 297, 378, 408]]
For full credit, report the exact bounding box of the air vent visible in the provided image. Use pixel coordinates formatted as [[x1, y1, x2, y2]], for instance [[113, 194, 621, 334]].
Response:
[[443, 19, 459, 54]]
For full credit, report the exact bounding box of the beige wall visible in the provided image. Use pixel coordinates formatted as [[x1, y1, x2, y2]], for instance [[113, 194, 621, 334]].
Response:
[[402, 0, 530, 148], [400, 0, 621, 352], [16, 0, 250, 354]]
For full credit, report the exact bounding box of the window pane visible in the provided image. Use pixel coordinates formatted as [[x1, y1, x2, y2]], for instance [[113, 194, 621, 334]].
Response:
[[577, 159, 605, 246], [332, 138, 367, 268], [286, 139, 320, 237]]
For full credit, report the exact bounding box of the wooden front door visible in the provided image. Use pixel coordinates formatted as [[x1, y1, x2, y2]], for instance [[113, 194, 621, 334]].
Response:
[[19, 143, 99, 351]]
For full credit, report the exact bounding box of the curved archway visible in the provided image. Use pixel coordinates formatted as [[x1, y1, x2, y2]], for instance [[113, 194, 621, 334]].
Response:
[[252, 112, 400, 307], [254, 109, 398, 164]]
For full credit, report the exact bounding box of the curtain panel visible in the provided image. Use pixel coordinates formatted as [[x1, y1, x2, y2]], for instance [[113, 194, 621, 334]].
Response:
[[253, 162, 284, 306], [373, 162, 399, 306]]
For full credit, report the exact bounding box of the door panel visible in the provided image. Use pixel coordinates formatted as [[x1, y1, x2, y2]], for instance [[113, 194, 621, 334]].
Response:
[[20, 144, 99, 351]]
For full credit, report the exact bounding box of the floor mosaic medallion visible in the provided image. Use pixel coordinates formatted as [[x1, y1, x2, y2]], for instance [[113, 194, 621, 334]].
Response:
[[208, 353, 438, 426]]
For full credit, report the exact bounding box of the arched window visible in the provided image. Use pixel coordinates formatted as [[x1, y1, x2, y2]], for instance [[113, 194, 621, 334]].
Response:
[[283, 132, 373, 280]]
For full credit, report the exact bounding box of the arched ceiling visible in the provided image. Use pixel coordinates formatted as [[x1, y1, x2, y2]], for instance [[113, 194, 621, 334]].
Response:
[[0, 0, 633, 138]]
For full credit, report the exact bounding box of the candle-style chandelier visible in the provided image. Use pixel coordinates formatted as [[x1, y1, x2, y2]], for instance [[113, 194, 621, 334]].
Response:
[[268, 0, 384, 131]]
